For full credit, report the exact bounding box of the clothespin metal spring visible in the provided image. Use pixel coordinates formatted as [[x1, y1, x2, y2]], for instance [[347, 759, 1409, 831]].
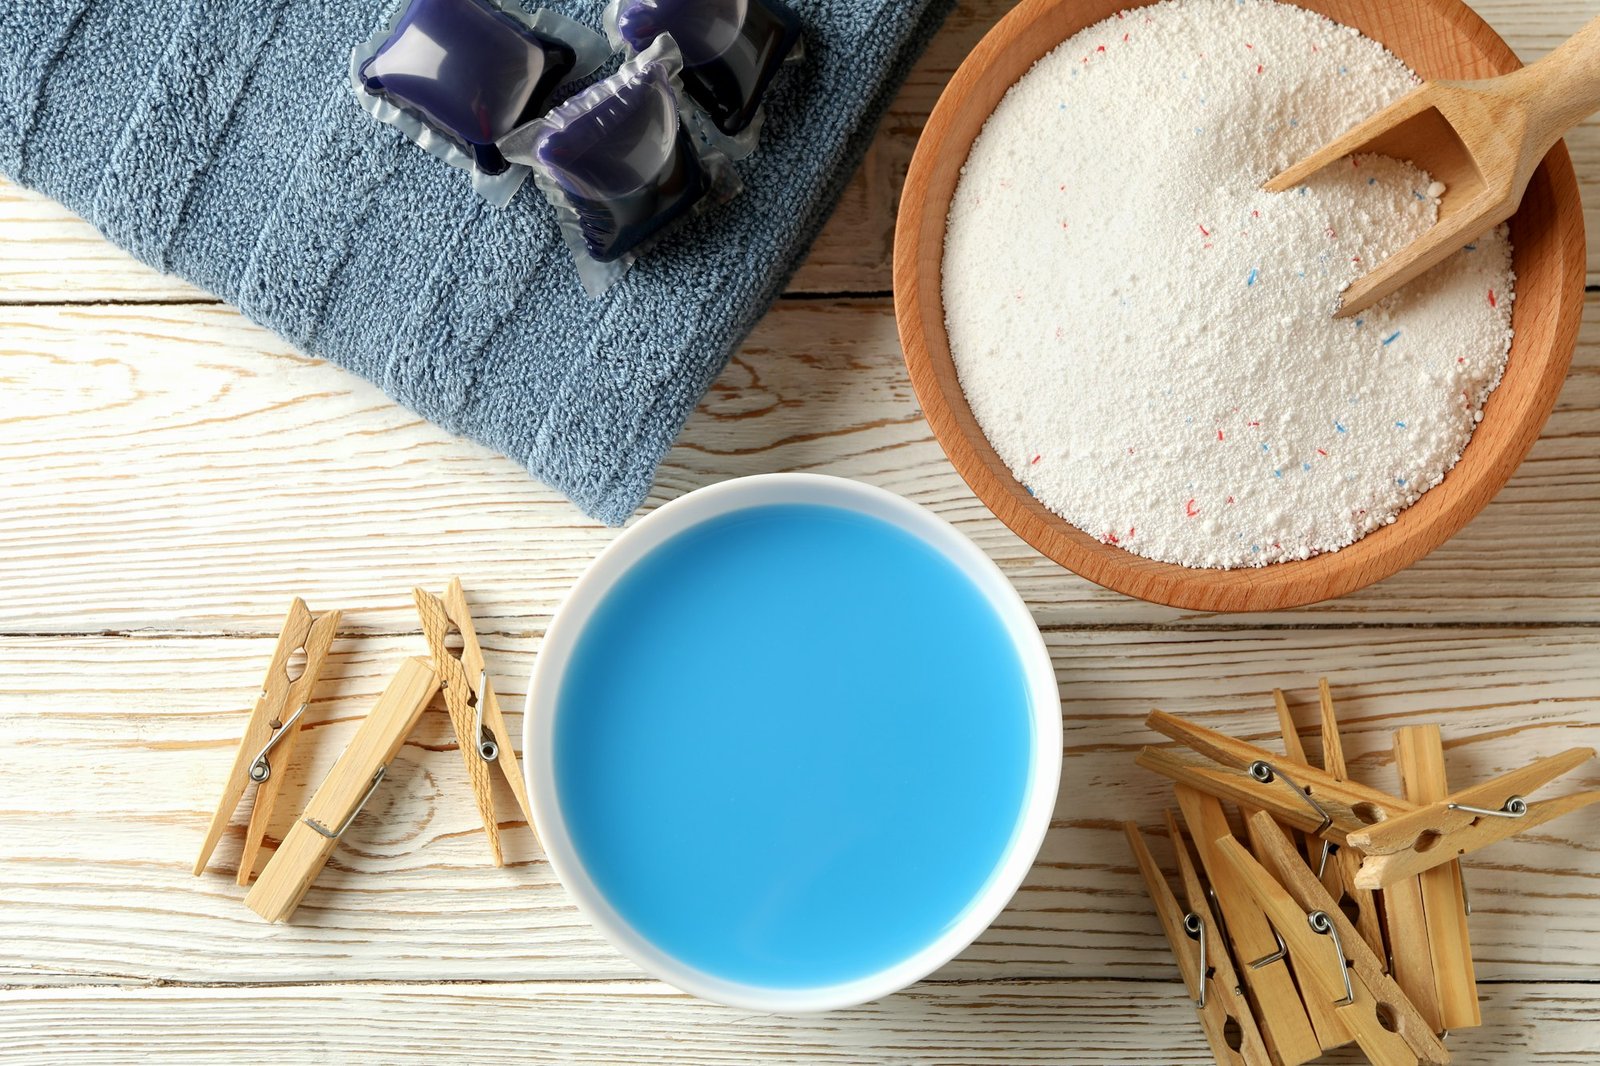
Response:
[[1448, 795, 1528, 819], [247, 702, 310, 784], [306, 766, 387, 840], [1181, 912, 1207, 1008], [1306, 910, 1355, 1006], [468, 669, 499, 763]]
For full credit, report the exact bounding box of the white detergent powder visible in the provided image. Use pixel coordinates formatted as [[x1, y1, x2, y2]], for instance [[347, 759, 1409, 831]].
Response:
[[943, 0, 1514, 569]]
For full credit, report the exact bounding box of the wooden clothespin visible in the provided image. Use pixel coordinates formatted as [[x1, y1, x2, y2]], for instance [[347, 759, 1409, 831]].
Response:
[[1394, 725, 1479, 1032], [1139, 709, 1416, 844], [1173, 785, 1326, 1066], [1222, 812, 1452, 1066], [1349, 746, 1600, 889], [1124, 821, 1272, 1066], [414, 578, 536, 866], [245, 657, 439, 923], [1159, 811, 1274, 1066], [194, 598, 341, 881], [1309, 681, 1387, 961]]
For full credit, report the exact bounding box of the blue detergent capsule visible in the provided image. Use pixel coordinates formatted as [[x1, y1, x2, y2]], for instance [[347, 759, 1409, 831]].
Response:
[[357, 0, 596, 175], [536, 60, 708, 263], [504, 37, 738, 294], [610, 0, 803, 137]]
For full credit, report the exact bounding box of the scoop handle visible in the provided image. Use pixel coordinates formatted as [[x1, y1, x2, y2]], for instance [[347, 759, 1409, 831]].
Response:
[[1517, 14, 1600, 158]]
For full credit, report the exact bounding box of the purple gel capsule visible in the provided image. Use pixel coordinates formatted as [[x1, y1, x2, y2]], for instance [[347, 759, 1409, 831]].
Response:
[[534, 62, 711, 263], [613, 0, 802, 136], [359, 0, 581, 175]]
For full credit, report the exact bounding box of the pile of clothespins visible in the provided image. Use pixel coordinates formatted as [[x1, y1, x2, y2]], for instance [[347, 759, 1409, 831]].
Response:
[[192, 579, 533, 921], [1127, 679, 1600, 1066]]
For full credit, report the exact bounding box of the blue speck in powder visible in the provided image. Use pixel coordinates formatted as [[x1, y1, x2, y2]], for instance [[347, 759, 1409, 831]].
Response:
[[1413, 190, 1426, 201], [1397, 477, 1407, 486], [1335, 422, 1347, 433], [1261, 443, 1270, 452], [1368, 177, 1377, 185], [1382, 330, 1402, 345], [1247, 268, 1258, 287], [1273, 469, 1282, 478], [1395, 421, 1407, 428], [1302, 462, 1311, 471]]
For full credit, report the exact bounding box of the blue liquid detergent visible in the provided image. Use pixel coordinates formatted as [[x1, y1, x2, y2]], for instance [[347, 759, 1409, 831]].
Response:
[[555, 503, 1036, 989]]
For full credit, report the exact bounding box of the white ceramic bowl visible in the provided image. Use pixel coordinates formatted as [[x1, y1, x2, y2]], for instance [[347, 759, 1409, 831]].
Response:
[[523, 473, 1062, 1012]]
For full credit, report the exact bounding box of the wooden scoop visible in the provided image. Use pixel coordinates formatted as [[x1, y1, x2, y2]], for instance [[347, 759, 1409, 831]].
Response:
[[1266, 15, 1600, 318]]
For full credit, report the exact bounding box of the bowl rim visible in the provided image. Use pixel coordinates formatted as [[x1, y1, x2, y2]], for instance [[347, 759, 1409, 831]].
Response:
[[893, 0, 1587, 613], [522, 472, 1064, 1012]]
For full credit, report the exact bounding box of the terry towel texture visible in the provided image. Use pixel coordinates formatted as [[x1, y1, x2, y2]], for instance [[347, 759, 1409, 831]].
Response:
[[1, 0, 955, 524]]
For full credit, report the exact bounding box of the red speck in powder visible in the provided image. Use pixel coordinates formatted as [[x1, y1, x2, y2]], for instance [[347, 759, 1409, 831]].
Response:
[[1129, 527, 1136, 538], [1185, 498, 1199, 518], [1245, 41, 1254, 49], [1122, 32, 1130, 41], [1031, 454, 1042, 465], [1226, 496, 1235, 504], [1317, 448, 1328, 457], [1197, 223, 1211, 237], [1097, 44, 1106, 52], [1248, 420, 1261, 429], [1217, 429, 1225, 441], [1325, 226, 1337, 239], [1251, 209, 1260, 218], [1105, 532, 1120, 545], [1487, 288, 1498, 307], [1256, 64, 1264, 73]]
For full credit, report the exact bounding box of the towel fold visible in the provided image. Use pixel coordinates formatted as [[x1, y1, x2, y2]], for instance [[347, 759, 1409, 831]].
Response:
[[2, 0, 955, 524]]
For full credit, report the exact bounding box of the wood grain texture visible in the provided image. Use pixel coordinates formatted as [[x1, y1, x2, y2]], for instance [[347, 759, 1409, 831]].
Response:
[[2, 0, 1598, 1058], [0, 980, 1595, 1065], [0, 295, 1597, 634], [3, 628, 1597, 988], [0, 1, 1594, 303], [895, 0, 1587, 611]]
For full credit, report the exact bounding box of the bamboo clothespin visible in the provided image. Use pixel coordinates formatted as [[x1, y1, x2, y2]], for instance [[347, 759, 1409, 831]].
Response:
[[1310, 681, 1387, 962], [1173, 785, 1326, 1065], [1140, 709, 1416, 844], [245, 657, 439, 923], [1395, 725, 1479, 1032], [1227, 812, 1452, 1066], [194, 598, 341, 881], [1124, 821, 1272, 1066], [1159, 811, 1274, 1066], [1349, 746, 1600, 889], [414, 578, 536, 866]]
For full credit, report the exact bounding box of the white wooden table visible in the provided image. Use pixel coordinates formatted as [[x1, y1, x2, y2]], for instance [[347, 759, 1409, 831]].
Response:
[[3, 2, 1598, 1061]]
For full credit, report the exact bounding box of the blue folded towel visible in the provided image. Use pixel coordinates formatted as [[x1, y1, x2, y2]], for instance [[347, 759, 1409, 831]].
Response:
[[2, 0, 954, 524]]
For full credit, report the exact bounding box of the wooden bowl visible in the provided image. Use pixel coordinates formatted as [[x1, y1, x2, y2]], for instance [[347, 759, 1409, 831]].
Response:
[[894, 0, 1587, 612]]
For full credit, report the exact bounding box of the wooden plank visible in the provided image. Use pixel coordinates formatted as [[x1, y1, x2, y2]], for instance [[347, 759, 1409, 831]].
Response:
[[0, 0, 1595, 302], [1, 295, 1598, 634], [1, 628, 1596, 987], [0, 980, 1596, 1064]]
